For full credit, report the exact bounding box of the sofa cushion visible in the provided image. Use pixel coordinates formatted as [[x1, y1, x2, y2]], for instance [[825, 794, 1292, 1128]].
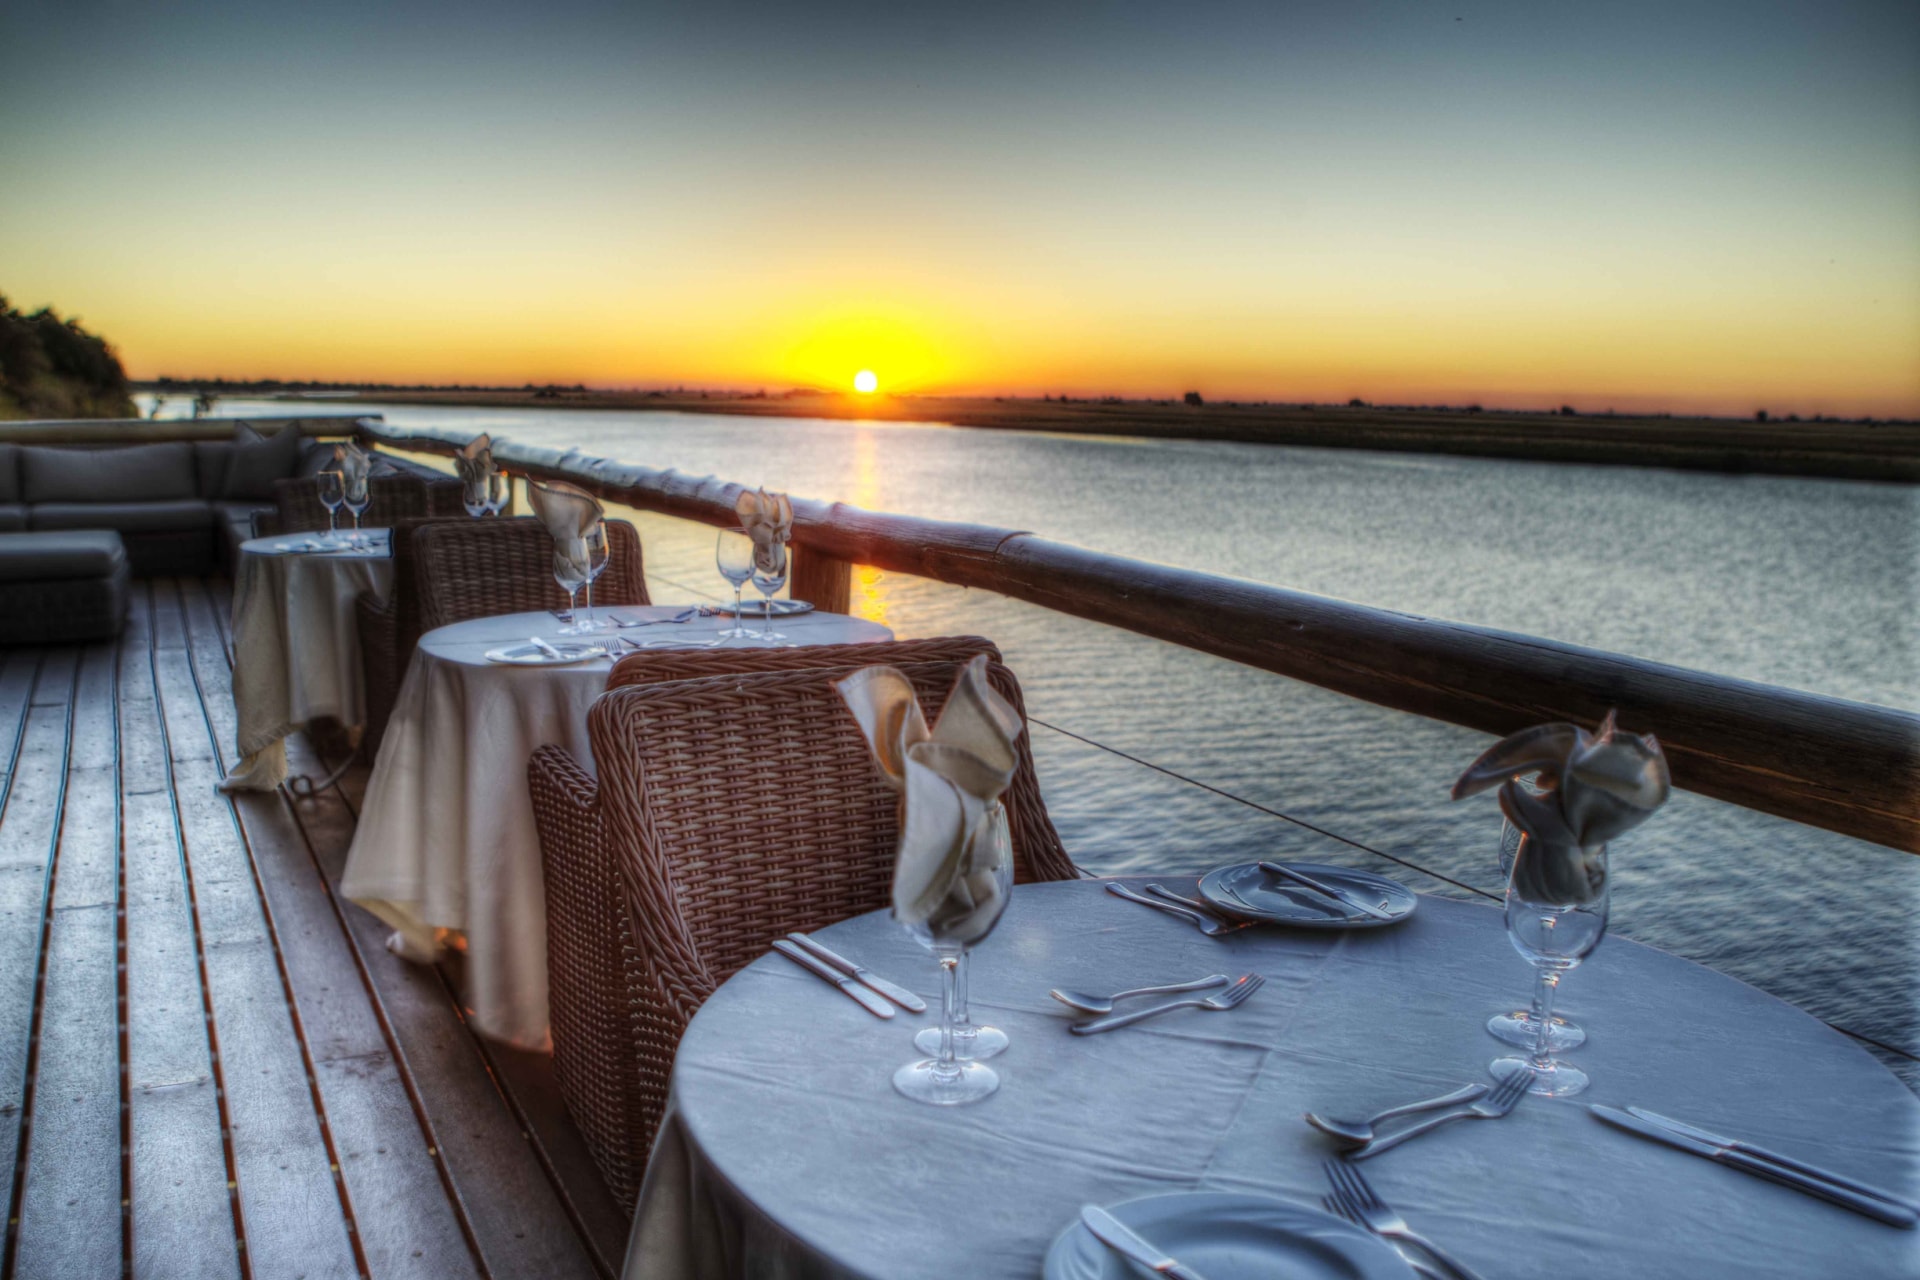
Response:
[[195, 441, 234, 498], [30, 499, 215, 533], [0, 530, 128, 582], [20, 442, 198, 504], [0, 504, 26, 532], [297, 441, 342, 478], [220, 422, 306, 500], [0, 444, 19, 503]]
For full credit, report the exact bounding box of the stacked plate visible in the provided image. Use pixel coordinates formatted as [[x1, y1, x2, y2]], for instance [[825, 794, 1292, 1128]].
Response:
[[483, 641, 609, 666], [1047, 1192, 1415, 1278], [1198, 863, 1416, 929]]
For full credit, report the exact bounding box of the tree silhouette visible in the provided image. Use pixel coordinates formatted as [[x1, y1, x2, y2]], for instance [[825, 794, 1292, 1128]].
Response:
[[0, 293, 136, 420]]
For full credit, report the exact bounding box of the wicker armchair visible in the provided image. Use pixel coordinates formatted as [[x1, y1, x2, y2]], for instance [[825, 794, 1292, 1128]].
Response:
[[352, 516, 469, 758], [527, 637, 1073, 1207], [259, 474, 447, 537], [413, 516, 649, 633]]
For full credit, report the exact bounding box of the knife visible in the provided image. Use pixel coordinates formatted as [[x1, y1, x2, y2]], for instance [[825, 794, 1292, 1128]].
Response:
[[1079, 1205, 1209, 1280], [1591, 1106, 1916, 1227], [770, 940, 895, 1019], [1627, 1107, 1920, 1215], [786, 933, 927, 1012], [529, 636, 566, 659], [1257, 861, 1396, 921]]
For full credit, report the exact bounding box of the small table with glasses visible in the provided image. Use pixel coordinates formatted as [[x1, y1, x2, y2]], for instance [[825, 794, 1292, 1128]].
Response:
[[625, 876, 1920, 1279], [340, 605, 895, 1047], [223, 528, 393, 791]]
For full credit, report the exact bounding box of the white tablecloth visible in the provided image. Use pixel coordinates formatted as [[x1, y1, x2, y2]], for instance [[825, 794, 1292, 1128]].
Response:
[[341, 606, 896, 1047], [224, 530, 394, 791], [629, 877, 1920, 1279]]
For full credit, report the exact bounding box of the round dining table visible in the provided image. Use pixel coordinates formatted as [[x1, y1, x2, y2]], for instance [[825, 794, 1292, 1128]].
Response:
[[627, 876, 1920, 1279], [341, 605, 895, 1047], [223, 528, 393, 791]]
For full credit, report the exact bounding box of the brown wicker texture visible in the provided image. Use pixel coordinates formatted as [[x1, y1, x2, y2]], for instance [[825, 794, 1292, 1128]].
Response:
[[527, 639, 1072, 1207], [352, 515, 470, 757], [263, 474, 437, 536], [413, 516, 649, 634]]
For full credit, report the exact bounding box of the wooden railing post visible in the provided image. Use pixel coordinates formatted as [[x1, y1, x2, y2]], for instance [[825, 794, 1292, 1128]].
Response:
[[788, 545, 852, 614]]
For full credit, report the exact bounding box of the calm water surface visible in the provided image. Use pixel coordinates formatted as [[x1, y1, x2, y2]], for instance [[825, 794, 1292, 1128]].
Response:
[[227, 400, 1920, 1081]]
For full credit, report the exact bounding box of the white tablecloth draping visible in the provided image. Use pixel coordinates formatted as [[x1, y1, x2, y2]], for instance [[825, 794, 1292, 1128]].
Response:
[[341, 606, 896, 1047], [223, 531, 393, 791], [629, 878, 1920, 1279]]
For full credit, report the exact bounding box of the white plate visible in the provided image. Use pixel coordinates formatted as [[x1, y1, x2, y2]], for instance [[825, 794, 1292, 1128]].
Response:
[[1045, 1192, 1415, 1280], [483, 641, 609, 666], [1200, 863, 1416, 929]]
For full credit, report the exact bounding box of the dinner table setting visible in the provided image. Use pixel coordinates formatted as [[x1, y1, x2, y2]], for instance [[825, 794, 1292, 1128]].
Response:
[[624, 676, 1920, 1279]]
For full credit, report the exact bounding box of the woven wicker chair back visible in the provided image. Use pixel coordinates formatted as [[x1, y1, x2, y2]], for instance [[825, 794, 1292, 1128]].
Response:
[[413, 516, 649, 633], [605, 636, 1072, 884], [590, 654, 1064, 1021]]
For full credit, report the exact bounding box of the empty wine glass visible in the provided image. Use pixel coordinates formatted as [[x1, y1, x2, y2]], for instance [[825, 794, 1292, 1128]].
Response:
[[576, 523, 610, 632], [749, 542, 789, 644], [343, 473, 370, 545], [485, 469, 509, 515], [552, 539, 590, 634], [914, 805, 1012, 1062], [896, 802, 1014, 1106], [1492, 834, 1609, 1096], [1488, 817, 1586, 1052], [316, 471, 345, 544], [714, 530, 756, 641]]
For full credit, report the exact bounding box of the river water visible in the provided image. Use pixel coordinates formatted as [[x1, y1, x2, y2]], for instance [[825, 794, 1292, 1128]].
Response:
[[209, 399, 1920, 1082]]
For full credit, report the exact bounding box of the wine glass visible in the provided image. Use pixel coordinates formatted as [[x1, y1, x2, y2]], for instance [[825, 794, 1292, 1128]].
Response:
[[1491, 835, 1609, 1096], [552, 539, 590, 635], [343, 473, 370, 545], [315, 470, 345, 544], [714, 531, 756, 641], [1488, 818, 1586, 1052], [462, 471, 490, 518], [485, 469, 510, 515], [914, 804, 1012, 1062], [895, 802, 1014, 1106], [749, 542, 789, 644], [576, 523, 611, 632]]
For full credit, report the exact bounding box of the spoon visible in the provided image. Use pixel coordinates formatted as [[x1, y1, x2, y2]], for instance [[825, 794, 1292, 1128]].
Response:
[[1049, 974, 1229, 1015], [1303, 1083, 1490, 1148]]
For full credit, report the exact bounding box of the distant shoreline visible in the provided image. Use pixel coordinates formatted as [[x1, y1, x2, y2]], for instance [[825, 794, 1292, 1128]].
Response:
[[138, 386, 1920, 482]]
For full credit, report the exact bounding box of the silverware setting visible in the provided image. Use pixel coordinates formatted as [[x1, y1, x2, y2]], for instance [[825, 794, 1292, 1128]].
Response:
[[1256, 861, 1395, 920], [1341, 1069, 1531, 1159], [1144, 884, 1258, 931], [785, 933, 927, 1013], [1592, 1105, 1917, 1227], [1104, 881, 1248, 936], [614, 607, 704, 627], [1321, 1197, 1446, 1280], [1069, 972, 1262, 1036], [1079, 1204, 1209, 1280], [1304, 1083, 1491, 1149], [769, 939, 895, 1018], [1049, 973, 1228, 1015], [1324, 1160, 1484, 1280], [528, 636, 567, 660]]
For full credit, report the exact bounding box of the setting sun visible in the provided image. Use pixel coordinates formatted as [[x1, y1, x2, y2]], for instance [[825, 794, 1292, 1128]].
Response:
[[853, 370, 878, 394]]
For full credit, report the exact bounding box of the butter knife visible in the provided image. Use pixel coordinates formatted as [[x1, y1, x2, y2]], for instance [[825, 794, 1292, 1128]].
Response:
[[1080, 1205, 1208, 1280], [1257, 861, 1396, 921], [786, 933, 927, 1013], [770, 940, 895, 1019], [1591, 1106, 1916, 1227], [1627, 1107, 1920, 1215]]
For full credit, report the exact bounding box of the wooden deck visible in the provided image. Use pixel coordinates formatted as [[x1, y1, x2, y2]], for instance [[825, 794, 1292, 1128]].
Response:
[[0, 579, 628, 1279]]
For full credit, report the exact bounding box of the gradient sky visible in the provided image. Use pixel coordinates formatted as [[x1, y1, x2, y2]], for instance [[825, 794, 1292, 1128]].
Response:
[[4, 0, 1917, 415]]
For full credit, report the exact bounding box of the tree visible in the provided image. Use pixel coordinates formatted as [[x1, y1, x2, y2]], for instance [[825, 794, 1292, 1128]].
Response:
[[0, 293, 137, 420], [1754, 409, 1769, 422], [1183, 391, 1204, 406]]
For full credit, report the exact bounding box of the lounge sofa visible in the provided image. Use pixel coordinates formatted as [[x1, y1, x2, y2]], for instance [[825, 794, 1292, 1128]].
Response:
[[0, 423, 454, 576], [0, 530, 130, 644]]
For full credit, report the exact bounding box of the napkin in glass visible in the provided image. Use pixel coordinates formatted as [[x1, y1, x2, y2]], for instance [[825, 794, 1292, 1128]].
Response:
[[835, 655, 1021, 940], [735, 487, 793, 573], [454, 433, 495, 508], [333, 441, 374, 495], [1452, 710, 1670, 904], [526, 477, 603, 579]]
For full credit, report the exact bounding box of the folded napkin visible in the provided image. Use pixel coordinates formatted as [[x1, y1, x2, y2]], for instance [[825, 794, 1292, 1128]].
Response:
[[527, 477, 602, 578], [835, 655, 1021, 943], [1452, 710, 1670, 905], [454, 433, 495, 506], [333, 441, 374, 500], [735, 487, 793, 574]]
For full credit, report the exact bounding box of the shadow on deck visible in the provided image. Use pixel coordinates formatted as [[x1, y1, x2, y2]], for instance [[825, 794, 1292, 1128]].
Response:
[[0, 578, 626, 1279]]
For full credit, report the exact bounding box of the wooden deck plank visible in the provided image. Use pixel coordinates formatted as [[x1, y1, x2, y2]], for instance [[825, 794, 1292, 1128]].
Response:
[[287, 738, 603, 1280], [174, 578, 481, 1280], [0, 650, 40, 802], [14, 643, 123, 1276], [121, 585, 245, 1280], [148, 583, 361, 1280]]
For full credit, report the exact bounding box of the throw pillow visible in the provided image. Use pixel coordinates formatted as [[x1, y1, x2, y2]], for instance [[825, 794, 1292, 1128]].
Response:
[[221, 422, 305, 500]]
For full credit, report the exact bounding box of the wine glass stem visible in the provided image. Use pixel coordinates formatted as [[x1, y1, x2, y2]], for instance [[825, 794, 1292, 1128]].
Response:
[[1530, 968, 1562, 1069], [567, 586, 578, 622], [937, 955, 960, 1080], [954, 951, 971, 1031], [584, 579, 594, 629], [326, 510, 336, 538]]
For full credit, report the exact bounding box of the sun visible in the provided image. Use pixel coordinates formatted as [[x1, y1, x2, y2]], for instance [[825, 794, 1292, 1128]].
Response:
[[853, 369, 878, 394]]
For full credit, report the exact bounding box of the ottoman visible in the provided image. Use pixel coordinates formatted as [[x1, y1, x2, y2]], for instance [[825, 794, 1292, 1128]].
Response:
[[0, 531, 131, 645]]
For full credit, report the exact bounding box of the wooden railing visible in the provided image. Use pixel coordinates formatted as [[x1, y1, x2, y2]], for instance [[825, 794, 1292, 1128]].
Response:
[[349, 418, 1919, 853], [0, 414, 375, 445]]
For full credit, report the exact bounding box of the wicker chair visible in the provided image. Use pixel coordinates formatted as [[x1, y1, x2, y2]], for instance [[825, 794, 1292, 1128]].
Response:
[[527, 637, 1073, 1207], [413, 516, 649, 633], [352, 515, 470, 758], [259, 473, 450, 537]]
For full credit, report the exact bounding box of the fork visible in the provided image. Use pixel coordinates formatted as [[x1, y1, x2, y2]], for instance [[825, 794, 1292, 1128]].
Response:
[[1068, 972, 1263, 1035], [1321, 1196, 1446, 1280], [1144, 884, 1257, 931], [1348, 1067, 1531, 1159], [1325, 1161, 1484, 1280], [1105, 882, 1245, 936]]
